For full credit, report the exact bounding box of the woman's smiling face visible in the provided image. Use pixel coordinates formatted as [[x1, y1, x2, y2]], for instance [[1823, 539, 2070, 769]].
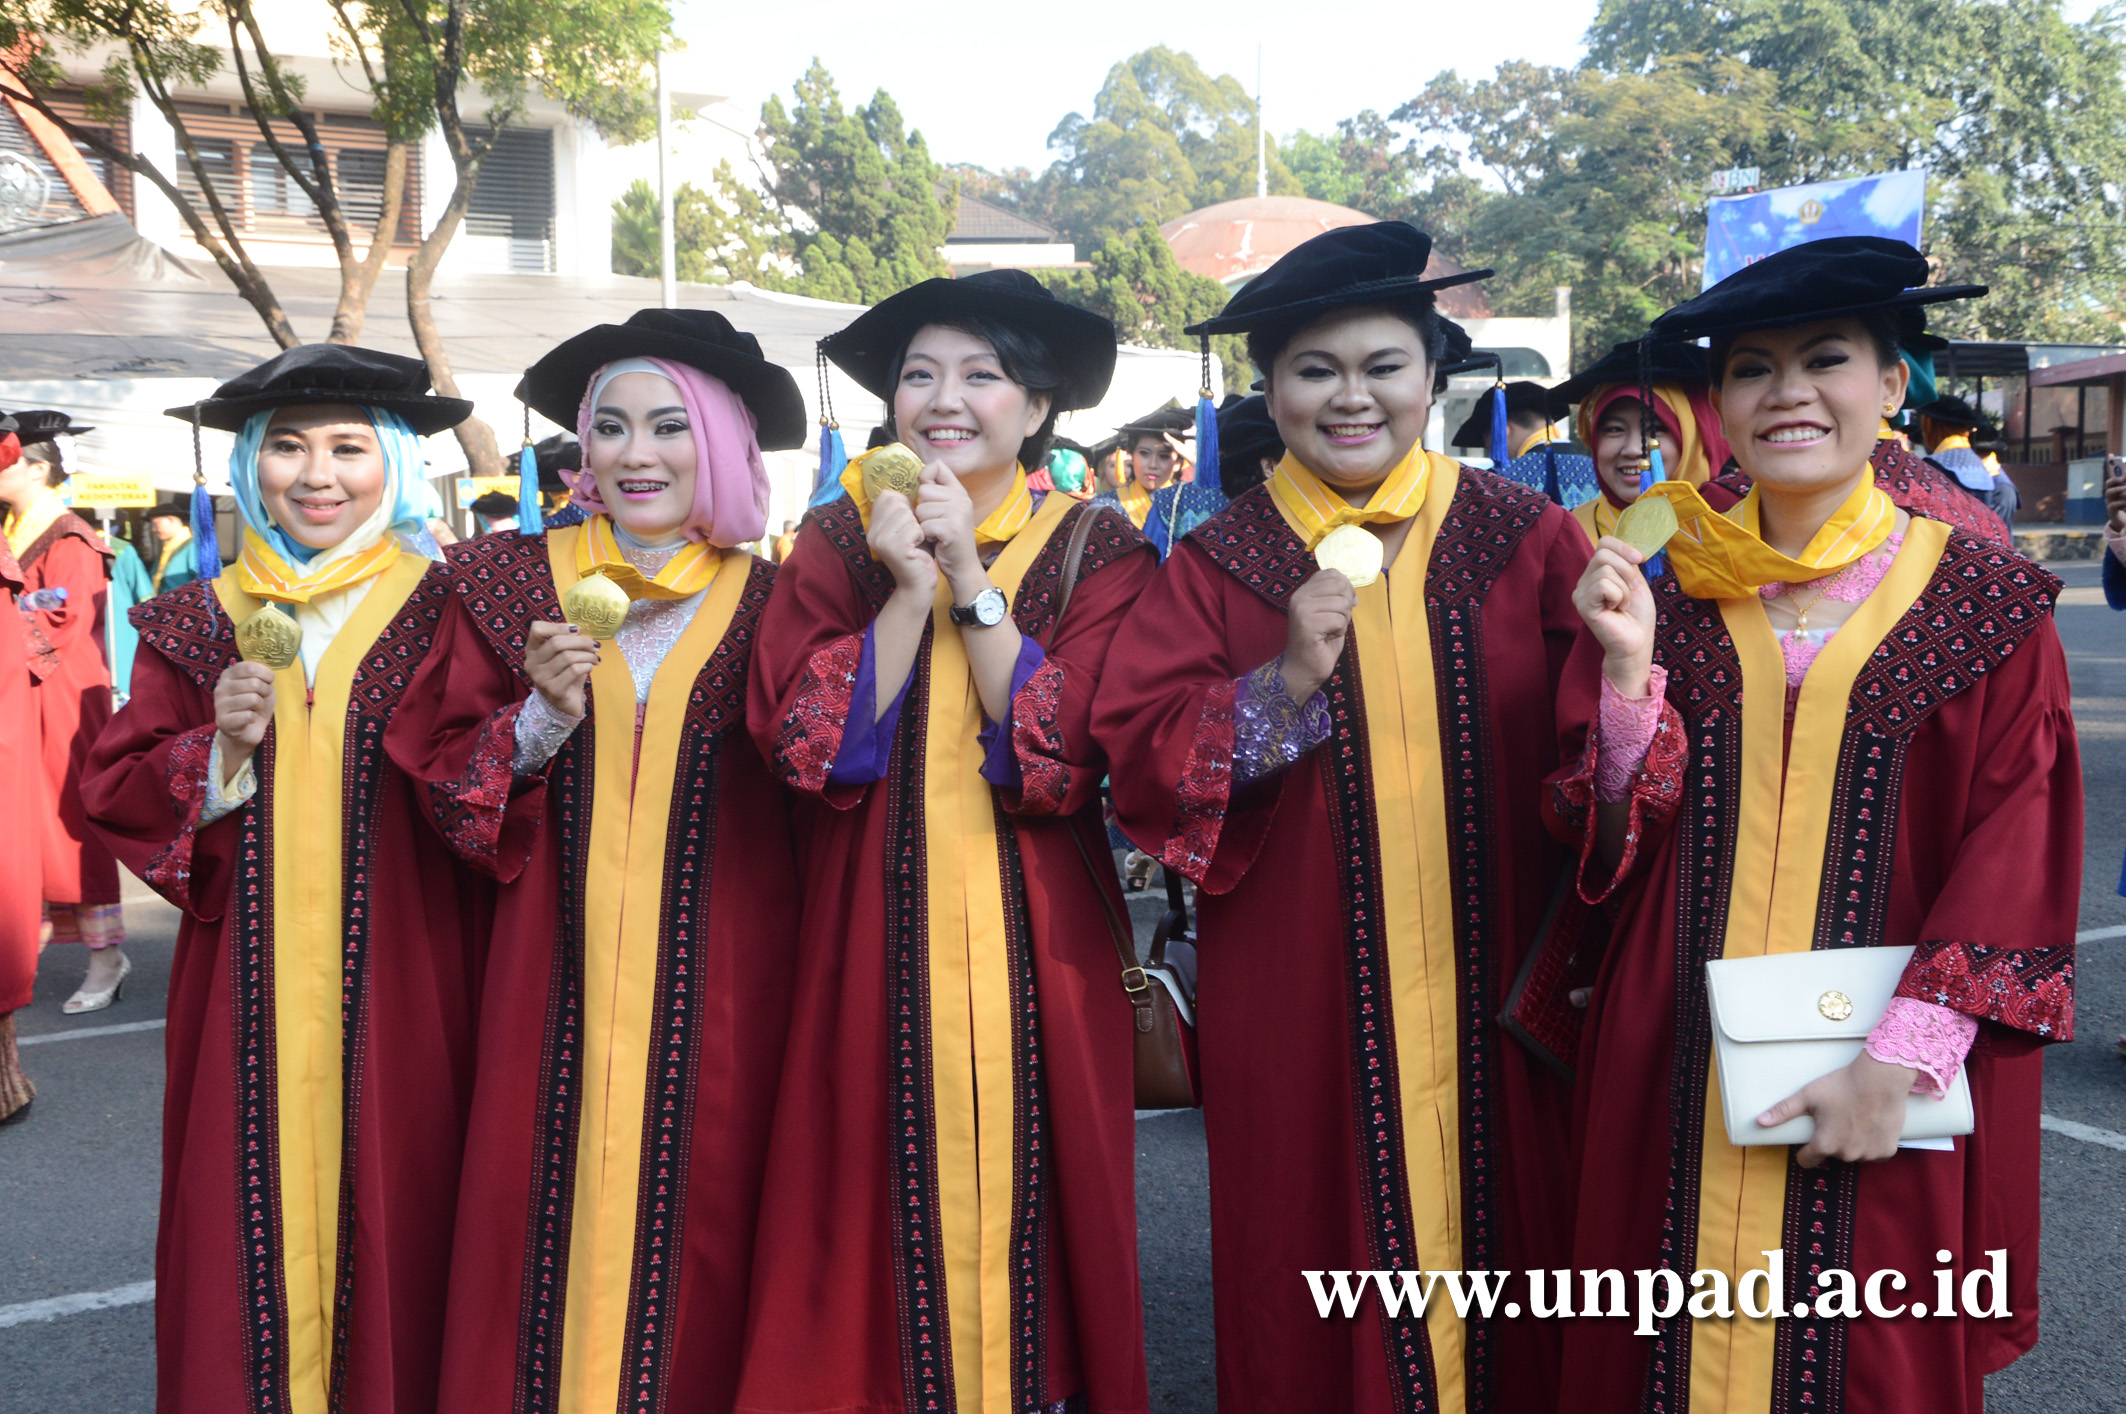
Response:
[[1716, 319, 1906, 495], [1264, 308, 1433, 494], [586, 370, 697, 541], [893, 323, 1051, 481], [1590, 396, 1678, 505], [255, 404, 389, 551]]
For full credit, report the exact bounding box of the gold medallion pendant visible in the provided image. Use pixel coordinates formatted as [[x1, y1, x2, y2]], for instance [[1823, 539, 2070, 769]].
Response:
[[1614, 495, 1680, 559], [234, 604, 303, 670], [858, 443, 924, 507], [1314, 523, 1384, 588], [561, 573, 630, 640]]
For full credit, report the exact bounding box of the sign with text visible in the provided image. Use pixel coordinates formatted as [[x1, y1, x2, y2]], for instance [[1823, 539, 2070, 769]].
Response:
[[1703, 169, 1926, 288], [456, 476, 518, 503], [66, 473, 156, 508]]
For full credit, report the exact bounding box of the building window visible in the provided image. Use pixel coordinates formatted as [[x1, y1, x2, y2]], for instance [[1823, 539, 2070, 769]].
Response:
[[248, 143, 313, 217], [463, 125, 554, 273], [174, 137, 236, 211]]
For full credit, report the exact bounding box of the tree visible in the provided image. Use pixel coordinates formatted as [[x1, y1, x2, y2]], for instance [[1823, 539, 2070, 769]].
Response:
[[354, 0, 672, 474], [1038, 223, 1244, 387], [611, 165, 789, 287], [0, 0, 413, 345], [1032, 47, 1301, 253], [757, 61, 956, 304]]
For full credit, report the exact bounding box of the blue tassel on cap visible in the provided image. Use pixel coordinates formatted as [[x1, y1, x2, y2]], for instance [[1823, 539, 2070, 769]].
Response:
[[517, 443, 542, 536], [1488, 385, 1510, 469], [187, 404, 220, 581], [1641, 447, 1668, 584], [1194, 388, 1220, 499], [806, 423, 848, 511]]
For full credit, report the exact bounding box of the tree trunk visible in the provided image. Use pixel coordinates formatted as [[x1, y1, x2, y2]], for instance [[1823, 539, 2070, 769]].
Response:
[[329, 141, 409, 344], [406, 163, 502, 475]]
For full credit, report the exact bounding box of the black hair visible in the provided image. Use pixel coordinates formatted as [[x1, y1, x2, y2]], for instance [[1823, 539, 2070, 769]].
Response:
[[883, 314, 1065, 471], [1708, 309, 1905, 386], [21, 441, 65, 485], [1248, 298, 1455, 395], [469, 491, 520, 519]]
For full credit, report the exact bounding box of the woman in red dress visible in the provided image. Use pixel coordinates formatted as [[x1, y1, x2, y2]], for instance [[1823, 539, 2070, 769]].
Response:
[[1552, 236, 2075, 1414], [0, 412, 44, 1125], [386, 308, 809, 1414], [84, 345, 486, 1414], [741, 270, 1155, 1414], [0, 410, 125, 1010]]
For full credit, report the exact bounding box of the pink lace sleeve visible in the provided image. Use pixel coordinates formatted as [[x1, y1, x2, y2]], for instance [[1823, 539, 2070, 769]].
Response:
[[1594, 664, 1668, 804], [1864, 996, 1980, 1097]]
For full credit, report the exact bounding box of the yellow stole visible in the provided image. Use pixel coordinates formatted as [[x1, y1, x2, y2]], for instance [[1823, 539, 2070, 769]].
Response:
[[3, 484, 69, 555], [1266, 455, 1470, 1409], [1512, 423, 1568, 459], [1572, 494, 1621, 547], [212, 553, 428, 1414], [237, 528, 401, 606], [1684, 517, 1947, 1413], [1933, 432, 1974, 456], [575, 513, 722, 600], [913, 488, 1075, 1409], [1639, 474, 1897, 601], [1116, 478, 1153, 529], [541, 523, 751, 1414]]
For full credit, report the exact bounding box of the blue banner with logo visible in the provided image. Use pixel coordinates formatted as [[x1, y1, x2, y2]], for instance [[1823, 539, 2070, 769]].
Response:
[[1703, 169, 1926, 288]]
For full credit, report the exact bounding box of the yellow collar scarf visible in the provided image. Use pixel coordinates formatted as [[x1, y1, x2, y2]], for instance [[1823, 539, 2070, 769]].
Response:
[[1266, 444, 1436, 550], [1117, 478, 1153, 529], [1636, 471, 1898, 601], [237, 527, 402, 606], [1512, 423, 1568, 459], [153, 528, 192, 590], [838, 459, 1036, 548], [1933, 432, 1974, 455], [4, 484, 69, 555], [576, 513, 723, 601]]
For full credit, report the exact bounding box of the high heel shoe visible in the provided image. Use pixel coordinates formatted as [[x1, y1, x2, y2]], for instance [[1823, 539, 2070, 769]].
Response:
[[62, 951, 131, 1015]]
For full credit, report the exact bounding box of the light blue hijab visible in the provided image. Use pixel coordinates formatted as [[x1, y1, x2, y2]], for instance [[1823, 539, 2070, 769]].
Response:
[[229, 405, 435, 565]]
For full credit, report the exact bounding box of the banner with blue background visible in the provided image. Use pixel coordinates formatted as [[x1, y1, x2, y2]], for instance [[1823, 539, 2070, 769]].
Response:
[[1703, 169, 1926, 288]]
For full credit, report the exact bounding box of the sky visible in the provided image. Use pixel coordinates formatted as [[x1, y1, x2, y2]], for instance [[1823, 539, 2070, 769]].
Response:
[[669, 0, 1601, 177]]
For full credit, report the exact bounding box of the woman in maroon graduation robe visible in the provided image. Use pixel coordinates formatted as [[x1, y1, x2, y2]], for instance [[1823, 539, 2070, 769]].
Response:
[[1550, 237, 2075, 1414], [1093, 223, 1588, 1414], [0, 414, 126, 1008], [83, 346, 486, 1413], [385, 309, 805, 1414], [741, 270, 1154, 1413]]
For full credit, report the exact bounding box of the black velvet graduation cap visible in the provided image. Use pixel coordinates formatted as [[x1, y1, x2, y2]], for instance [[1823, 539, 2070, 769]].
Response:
[[532, 432, 580, 493], [1185, 222, 1490, 336], [1449, 382, 1557, 450], [819, 268, 1117, 412], [1216, 394, 1285, 498], [167, 345, 469, 436], [1916, 394, 1983, 428], [1547, 341, 1710, 415], [1116, 403, 1196, 442], [517, 308, 807, 451], [1649, 237, 1985, 344], [8, 409, 94, 443]]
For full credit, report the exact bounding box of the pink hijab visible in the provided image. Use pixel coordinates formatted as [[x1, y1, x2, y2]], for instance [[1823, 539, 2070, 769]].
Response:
[[569, 356, 771, 547]]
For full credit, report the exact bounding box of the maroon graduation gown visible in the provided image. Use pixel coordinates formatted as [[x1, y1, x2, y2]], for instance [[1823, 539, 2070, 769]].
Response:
[[82, 568, 487, 1414], [1545, 532, 2076, 1414], [738, 495, 1155, 1414], [382, 534, 799, 1414], [0, 539, 41, 1011], [1092, 471, 1590, 1414], [21, 512, 120, 905]]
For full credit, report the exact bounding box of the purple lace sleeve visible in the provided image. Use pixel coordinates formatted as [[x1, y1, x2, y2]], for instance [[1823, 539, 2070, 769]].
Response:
[[1231, 656, 1332, 789], [1864, 996, 1980, 1097], [977, 637, 1047, 788], [828, 621, 915, 788]]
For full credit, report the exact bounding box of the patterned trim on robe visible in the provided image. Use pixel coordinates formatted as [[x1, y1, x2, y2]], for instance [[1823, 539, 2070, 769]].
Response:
[[131, 585, 245, 908], [772, 632, 862, 794], [1627, 532, 2060, 1414], [443, 536, 779, 1414], [1183, 468, 1553, 1413], [812, 491, 1143, 1410], [1550, 705, 1688, 906], [1711, 441, 2009, 546], [421, 701, 526, 874], [1008, 656, 1071, 814]]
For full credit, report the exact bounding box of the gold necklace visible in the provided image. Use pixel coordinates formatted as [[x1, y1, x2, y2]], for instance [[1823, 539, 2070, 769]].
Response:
[[1783, 579, 1832, 636]]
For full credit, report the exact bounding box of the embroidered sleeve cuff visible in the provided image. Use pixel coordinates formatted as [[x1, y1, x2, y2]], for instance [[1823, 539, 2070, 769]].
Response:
[[773, 631, 866, 793], [1160, 678, 1237, 883], [141, 723, 218, 908], [1549, 694, 1686, 906], [1230, 656, 1332, 789], [1001, 654, 1070, 809], [1864, 996, 1980, 1096], [1895, 937, 2076, 1040], [1594, 665, 1668, 803], [512, 690, 583, 777], [978, 637, 1048, 791], [423, 700, 524, 875], [199, 735, 257, 826]]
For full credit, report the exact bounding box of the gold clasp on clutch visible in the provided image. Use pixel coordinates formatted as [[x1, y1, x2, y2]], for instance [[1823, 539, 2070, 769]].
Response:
[[1817, 990, 1854, 1022]]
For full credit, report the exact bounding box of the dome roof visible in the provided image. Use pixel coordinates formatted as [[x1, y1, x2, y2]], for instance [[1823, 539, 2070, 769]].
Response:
[[1160, 197, 1493, 317]]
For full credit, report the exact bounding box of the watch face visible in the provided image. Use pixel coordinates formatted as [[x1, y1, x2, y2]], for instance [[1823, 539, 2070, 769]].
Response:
[[974, 587, 1008, 626]]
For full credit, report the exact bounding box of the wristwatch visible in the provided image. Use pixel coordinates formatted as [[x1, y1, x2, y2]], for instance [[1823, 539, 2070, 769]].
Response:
[[949, 586, 1008, 628]]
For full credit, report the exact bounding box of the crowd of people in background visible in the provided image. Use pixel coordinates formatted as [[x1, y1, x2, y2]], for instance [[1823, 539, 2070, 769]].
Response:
[[0, 224, 2077, 1414]]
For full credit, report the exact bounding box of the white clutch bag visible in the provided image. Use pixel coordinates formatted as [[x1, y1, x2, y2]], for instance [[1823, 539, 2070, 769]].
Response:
[[1704, 946, 1973, 1148]]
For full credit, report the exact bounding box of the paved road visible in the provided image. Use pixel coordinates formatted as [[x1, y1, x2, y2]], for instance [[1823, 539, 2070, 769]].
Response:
[[4, 559, 2124, 1413]]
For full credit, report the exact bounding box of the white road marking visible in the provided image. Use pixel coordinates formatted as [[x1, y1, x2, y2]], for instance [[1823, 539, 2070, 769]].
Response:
[[17, 1019, 166, 1047], [2041, 1114, 2126, 1153], [0, 1280, 155, 1328], [2075, 924, 2126, 944]]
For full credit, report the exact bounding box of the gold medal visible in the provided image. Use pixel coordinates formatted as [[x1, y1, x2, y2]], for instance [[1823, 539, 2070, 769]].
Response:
[[1314, 523, 1384, 588], [561, 572, 630, 640], [1613, 495, 1679, 558], [234, 604, 303, 671], [858, 443, 923, 507]]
